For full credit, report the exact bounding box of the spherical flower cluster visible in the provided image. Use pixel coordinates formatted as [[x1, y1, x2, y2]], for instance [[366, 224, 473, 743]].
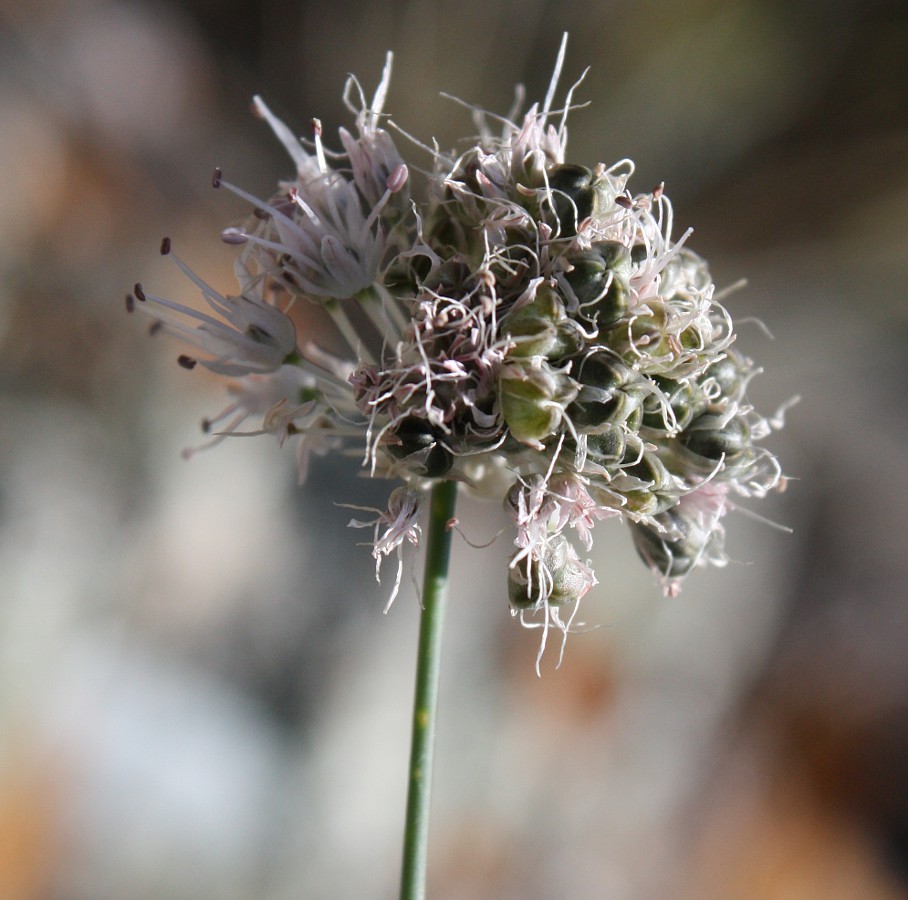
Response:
[[129, 41, 787, 650]]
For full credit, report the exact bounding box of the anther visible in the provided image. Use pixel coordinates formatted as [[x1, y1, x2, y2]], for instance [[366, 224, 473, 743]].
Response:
[[125, 293, 135, 313], [201, 418, 212, 433], [212, 167, 222, 188], [615, 194, 632, 209], [387, 164, 409, 193], [221, 228, 248, 245], [134, 282, 146, 302], [149, 321, 163, 336], [160, 236, 171, 255], [177, 355, 197, 370]]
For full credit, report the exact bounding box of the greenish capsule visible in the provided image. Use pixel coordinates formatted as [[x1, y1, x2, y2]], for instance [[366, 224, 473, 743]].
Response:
[[629, 511, 699, 578], [575, 352, 635, 390], [508, 535, 587, 609], [427, 258, 475, 296], [679, 414, 749, 463], [699, 352, 746, 403], [604, 438, 675, 515], [642, 376, 701, 431], [499, 361, 577, 446], [548, 164, 596, 237], [563, 241, 632, 325], [622, 448, 672, 490], [501, 284, 576, 359], [620, 447, 676, 515], [385, 417, 454, 478], [584, 426, 627, 466], [617, 299, 708, 374], [630, 243, 649, 266], [567, 352, 644, 431], [660, 248, 713, 299]]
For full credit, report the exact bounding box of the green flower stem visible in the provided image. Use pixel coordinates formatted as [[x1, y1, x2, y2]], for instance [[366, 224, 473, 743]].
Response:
[[399, 478, 458, 900]]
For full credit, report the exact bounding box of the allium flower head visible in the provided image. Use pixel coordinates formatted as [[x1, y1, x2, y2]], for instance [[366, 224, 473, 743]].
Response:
[[129, 36, 789, 659]]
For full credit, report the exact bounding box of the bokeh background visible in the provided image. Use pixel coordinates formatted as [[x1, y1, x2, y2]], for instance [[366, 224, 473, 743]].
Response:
[[2, 1, 907, 897]]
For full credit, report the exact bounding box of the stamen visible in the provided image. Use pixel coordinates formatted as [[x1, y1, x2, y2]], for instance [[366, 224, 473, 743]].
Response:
[[311, 118, 328, 174], [387, 164, 409, 193], [221, 228, 248, 245]]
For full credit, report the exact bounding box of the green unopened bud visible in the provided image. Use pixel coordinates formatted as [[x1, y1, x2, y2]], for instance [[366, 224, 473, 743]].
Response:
[[499, 360, 577, 446], [619, 446, 677, 516], [501, 284, 578, 359], [642, 376, 702, 432], [514, 146, 550, 190], [660, 248, 713, 299], [385, 417, 454, 478], [679, 413, 749, 464], [698, 351, 747, 403], [562, 241, 632, 325], [508, 534, 587, 608], [548, 164, 597, 237], [629, 509, 700, 578], [567, 352, 645, 431], [584, 425, 627, 466], [614, 299, 709, 374]]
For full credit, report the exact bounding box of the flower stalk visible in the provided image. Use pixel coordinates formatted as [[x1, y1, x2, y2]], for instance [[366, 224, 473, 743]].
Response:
[[399, 478, 457, 900]]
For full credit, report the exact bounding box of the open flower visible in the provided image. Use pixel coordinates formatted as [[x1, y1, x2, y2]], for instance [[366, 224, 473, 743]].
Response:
[[130, 36, 788, 656], [129, 251, 298, 377]]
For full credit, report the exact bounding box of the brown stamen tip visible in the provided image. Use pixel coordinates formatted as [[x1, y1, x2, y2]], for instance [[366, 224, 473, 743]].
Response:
[[160, 236, 171, 255], [125, 293, 135, 313], [212, 167, 222, 188], [133, 282, 146, 302], [201, 418, 212, 433], [177, 355, 197, 370], [615, 194, 632, 209], [149, 321, 163, 336]]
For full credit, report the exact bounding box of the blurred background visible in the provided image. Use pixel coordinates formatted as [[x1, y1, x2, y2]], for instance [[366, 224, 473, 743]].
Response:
[[1, 0, 906, 897]]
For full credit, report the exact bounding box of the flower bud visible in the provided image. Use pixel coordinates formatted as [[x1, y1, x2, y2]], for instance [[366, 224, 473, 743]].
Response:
[[501, 283, 579, 360], [385, 417, 454, 477], [698, 351, 748, 403], [499, 360, 577, 447], [642, 376, 702, 432], [584, 424, 627, 467], [660, 248, 713, 300], [618, 446, 677, 516], [548, 164, 596, 237], [508, 534, 588, 608], [613, 298, 710, 376], [678, 413, 749, 464], [629, 509, 700, 578], [562, 241, 632, 325], [567, 352, 645, 431]]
